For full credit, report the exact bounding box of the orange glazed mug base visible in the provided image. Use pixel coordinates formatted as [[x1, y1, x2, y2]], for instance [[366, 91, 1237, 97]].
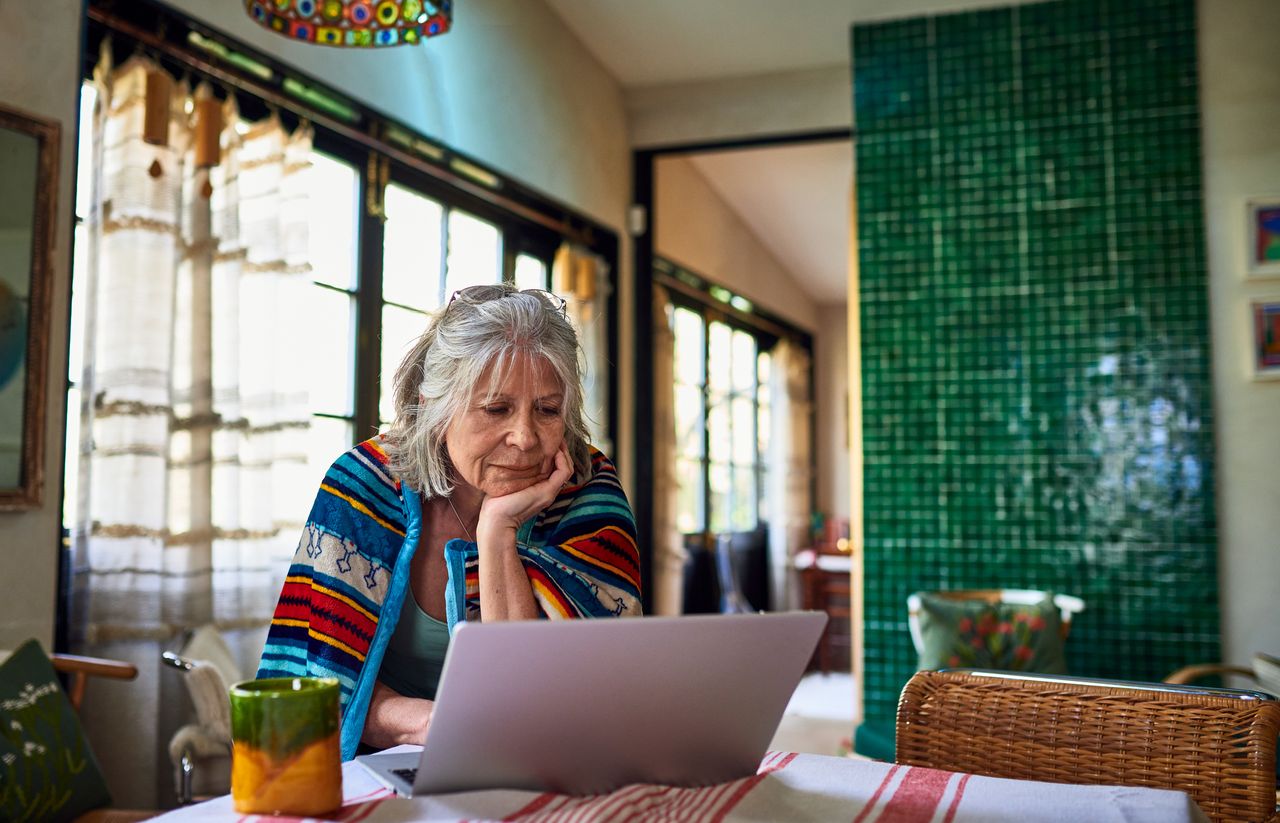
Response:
[[230, 677, 343, 816]]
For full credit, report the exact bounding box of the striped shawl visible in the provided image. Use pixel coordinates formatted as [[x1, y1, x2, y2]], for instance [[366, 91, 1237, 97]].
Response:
[[257, 438, 642, 759]]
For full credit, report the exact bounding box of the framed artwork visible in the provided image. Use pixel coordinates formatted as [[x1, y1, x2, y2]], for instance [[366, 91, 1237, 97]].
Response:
[[1246, 196, 1280, 278], [0, 102, 59, 509], [1251, 298, 1280, 381]]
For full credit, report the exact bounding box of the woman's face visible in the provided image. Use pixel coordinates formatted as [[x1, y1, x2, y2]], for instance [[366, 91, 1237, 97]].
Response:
[[444, 353, 567, 499]]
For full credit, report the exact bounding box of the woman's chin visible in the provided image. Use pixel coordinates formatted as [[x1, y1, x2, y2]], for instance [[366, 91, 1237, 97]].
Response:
[[478, 476, 542, 498]]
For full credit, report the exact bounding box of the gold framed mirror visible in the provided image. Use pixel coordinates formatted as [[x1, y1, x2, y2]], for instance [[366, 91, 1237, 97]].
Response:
[[0, 103, 59, 509]]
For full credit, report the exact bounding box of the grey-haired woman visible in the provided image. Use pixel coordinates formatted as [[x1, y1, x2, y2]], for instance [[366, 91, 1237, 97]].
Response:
[[258, 284, 642, 760]]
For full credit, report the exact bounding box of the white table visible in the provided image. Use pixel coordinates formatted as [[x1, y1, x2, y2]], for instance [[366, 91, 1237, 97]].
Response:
[[153, 746, 1208, 822]]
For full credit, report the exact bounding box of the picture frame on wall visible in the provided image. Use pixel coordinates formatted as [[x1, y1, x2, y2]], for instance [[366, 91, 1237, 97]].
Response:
[[1246, 196, 1280, 278], [1251, 297, 1280, 381]]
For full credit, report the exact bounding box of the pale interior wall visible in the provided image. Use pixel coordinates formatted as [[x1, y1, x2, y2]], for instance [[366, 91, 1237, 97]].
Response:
[[848, 185, 866, 709], [629, 66, 852, 149], [814, 304, 851, 521], [1199, 0, 1280, 666], [654, 156, 819, 331], [0, 0, 80, 651], [160, 0, 638, 495]]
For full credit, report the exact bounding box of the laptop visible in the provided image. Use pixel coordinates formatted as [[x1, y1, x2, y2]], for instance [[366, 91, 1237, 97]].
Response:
[[357, 610, 827, 796]]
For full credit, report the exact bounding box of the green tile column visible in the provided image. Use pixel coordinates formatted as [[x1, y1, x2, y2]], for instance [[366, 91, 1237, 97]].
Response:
[[853, 0, 1217, 723]]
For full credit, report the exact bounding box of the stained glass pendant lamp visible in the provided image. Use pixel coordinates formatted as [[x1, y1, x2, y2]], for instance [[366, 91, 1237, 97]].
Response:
[[244, 0, 452, 48]]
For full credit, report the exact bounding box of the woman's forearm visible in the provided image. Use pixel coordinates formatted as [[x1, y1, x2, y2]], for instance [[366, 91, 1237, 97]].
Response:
[[475, 522, 539, 621], [362, 681, 433, 748]]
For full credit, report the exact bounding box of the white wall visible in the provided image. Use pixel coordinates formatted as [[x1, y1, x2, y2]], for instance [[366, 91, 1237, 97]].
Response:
[[630, 66, 852, 149], [0, 0, 80, 651], [1200, 0, 1280, 666], [160, 0, 639, 492], [815, 304, 851, 520], [654, 156, 819, 331]]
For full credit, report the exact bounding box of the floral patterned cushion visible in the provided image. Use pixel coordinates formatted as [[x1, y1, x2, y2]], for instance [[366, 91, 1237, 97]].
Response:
[[0, 640, 112, 822], [916, 593, 1067, 673]]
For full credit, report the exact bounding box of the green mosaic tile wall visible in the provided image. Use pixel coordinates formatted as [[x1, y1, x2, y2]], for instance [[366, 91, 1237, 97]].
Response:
[[853, 0, 1217, 722]]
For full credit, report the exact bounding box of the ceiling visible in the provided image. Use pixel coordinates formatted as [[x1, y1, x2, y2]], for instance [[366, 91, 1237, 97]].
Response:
[[543, 0, 1035, 88], [686, 141, 853, 304], [543, 0, 1040, 308]]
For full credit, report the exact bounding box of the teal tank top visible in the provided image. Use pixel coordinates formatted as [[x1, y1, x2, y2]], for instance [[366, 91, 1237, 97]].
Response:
[[377, 588, 451, 701]]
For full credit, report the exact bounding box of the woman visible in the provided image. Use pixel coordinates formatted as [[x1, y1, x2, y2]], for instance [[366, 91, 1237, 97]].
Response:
[[257, 285, 642, 760]]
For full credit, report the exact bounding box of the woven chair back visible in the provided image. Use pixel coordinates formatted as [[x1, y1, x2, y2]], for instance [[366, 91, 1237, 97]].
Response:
[[897, 670, 1280, 823]]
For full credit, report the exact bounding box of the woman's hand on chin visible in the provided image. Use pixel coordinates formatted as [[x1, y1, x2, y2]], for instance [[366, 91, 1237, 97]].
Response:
[[477, 442, 573, 537]]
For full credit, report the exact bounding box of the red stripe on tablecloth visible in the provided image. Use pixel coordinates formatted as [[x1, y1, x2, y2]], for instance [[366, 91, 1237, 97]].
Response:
[[636, 754, 769, 823], [528, 793, 579, 823], [658, 781, 713, 821], [851, 764, 902, 823], [584, 784, 667, 823], [761, 752, 798, 776], [668, 777, 734, 822], [662, 755, 778, 823], [340, 797, 395, 823], [684, 757, 769, 823], [877, 766, 953, 823], [560, 783, 645, 823], [501, 792, 565, 820], [547, 794, 590, 823], [501, 753, 798, 823], [613, 786, 679, 823], [941, 774, 971, 823], [232, 792, 394, 823], [705, 752, 799, 823], [344, 787, 395, 804]]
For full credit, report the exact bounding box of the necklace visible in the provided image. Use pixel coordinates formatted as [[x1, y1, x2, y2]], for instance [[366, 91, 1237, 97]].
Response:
[[447, 497, 475, 543]]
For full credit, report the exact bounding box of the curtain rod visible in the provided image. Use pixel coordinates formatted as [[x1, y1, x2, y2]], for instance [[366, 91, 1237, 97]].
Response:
[[87, 6, 597, 249], [653, 268, 804, 344]]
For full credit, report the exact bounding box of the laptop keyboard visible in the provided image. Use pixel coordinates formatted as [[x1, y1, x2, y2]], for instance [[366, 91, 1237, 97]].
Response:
[[392, 767, 419, 785]]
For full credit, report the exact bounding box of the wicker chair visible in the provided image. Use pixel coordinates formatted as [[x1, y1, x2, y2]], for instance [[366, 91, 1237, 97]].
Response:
[[896, 669, 1280, 823], [1166, 652, 1280, 696]]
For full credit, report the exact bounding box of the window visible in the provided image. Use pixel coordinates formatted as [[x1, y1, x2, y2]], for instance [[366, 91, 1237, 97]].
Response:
[[62, 82, 97, 529], [303, 151, 360, 489], [64, 88, 595, 537], [672, 304, 770, 534], [378, 181, 505, 427], [66, 4, 618, 549]]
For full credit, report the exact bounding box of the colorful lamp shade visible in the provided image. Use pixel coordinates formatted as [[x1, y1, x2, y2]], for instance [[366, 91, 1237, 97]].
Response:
[[244, 0, 452, 48]]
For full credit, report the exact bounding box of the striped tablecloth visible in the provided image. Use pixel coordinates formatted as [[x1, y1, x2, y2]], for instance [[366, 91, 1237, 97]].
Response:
[[155, 748, 1209, 823]]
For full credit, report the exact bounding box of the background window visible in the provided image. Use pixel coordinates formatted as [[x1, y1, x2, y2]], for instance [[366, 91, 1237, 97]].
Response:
[[378, 189, 502, 428], [301, 150, 359, 488], [513, 252, 548, 292], [672, 305, 766, 535]]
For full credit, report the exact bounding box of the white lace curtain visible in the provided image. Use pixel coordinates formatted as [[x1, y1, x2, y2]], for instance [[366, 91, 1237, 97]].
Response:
[[70, 53, 313, 650], [651, 286, 686, 615], [552, 243, 611, 456], [767, 339, 813, 612]]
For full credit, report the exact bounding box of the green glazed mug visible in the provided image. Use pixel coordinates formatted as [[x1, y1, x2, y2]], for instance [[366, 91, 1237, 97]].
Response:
[[229, 677, 343, 816]]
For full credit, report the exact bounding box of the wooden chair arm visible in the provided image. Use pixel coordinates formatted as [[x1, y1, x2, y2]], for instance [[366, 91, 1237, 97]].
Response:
[[1164, 663, 1256, 685], [74, 811, 157, 822], [51, 653, 139, 712]]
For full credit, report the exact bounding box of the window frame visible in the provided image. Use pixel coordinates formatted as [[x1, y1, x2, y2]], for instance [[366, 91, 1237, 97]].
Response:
[[667, 291, 773, 537], [369, 158, 561, 430]]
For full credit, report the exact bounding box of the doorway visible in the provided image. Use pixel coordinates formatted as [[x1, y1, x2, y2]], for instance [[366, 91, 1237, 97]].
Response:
[[631, 130, 856, 667]]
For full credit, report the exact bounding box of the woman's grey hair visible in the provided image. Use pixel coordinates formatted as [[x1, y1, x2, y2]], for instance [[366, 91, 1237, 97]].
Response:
[[384, 284, 592, 498]]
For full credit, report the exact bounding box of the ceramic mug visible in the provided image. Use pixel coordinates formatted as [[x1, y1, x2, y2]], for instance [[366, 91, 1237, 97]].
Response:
[[229, 677, 343, 816]]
